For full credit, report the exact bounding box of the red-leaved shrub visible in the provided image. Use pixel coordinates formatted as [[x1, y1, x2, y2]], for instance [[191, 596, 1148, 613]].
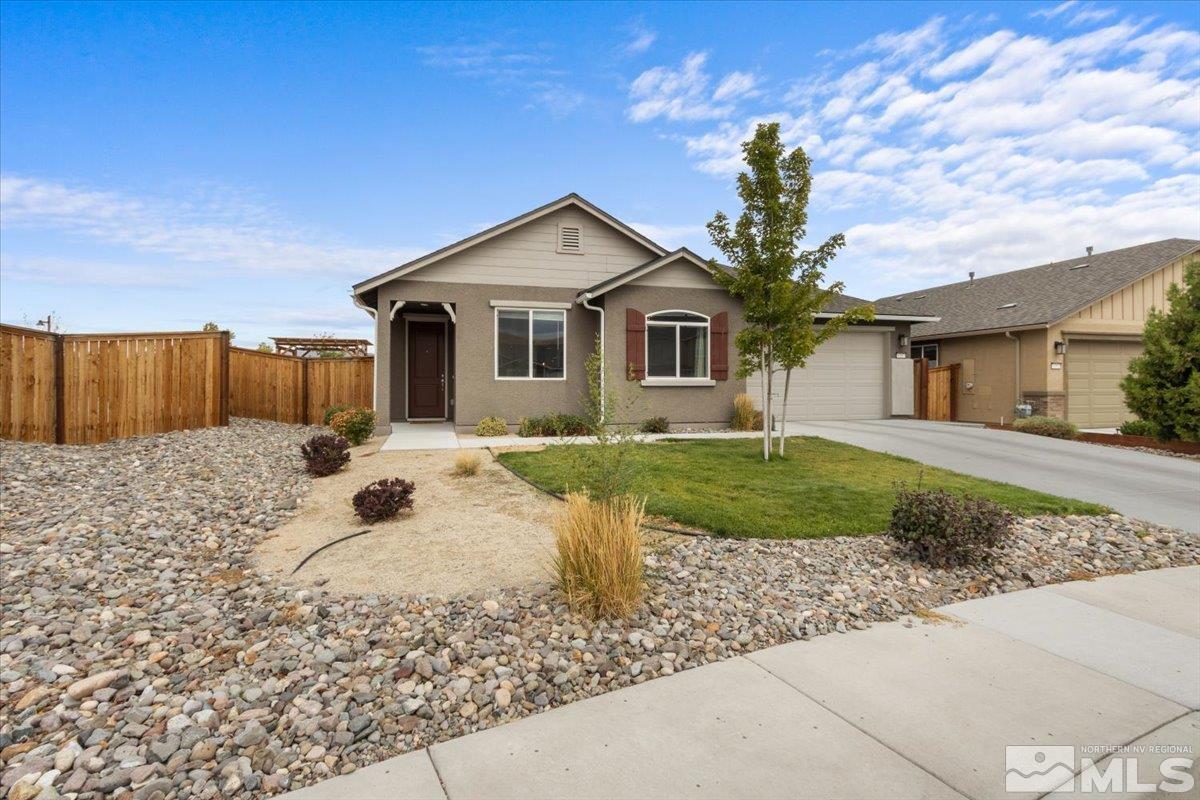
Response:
[[352, 478, 416, 523]]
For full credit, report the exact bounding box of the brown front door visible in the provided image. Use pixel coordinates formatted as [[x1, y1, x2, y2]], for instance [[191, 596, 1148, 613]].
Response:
[[407, 321, 445, 419]]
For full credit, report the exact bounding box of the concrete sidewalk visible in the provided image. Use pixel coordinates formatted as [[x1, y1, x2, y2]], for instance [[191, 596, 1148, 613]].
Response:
[[281, 566, 1200, 800], [380, 422, 763, 452]]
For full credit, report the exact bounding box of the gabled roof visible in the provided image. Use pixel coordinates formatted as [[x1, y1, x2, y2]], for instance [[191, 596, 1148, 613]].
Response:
[[575, 248, 716, 300], [879, 238, 1200, 339], [353, 193, 668, 295], [578, 250, 940, 321]]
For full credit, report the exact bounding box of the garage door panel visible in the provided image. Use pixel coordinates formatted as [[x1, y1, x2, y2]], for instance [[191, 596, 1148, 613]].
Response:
[[1067, 339, 1142, 428], [750, 331, 886, 421]]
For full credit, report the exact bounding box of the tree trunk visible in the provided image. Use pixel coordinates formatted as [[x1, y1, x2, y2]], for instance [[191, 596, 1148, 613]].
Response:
[[779, 367, 792, 456], [761, 349, 771, 461]]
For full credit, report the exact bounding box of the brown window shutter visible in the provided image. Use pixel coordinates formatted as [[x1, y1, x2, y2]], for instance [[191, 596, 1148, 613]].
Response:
[[626, 309, 646, 380], [710, 311, 729, 380]]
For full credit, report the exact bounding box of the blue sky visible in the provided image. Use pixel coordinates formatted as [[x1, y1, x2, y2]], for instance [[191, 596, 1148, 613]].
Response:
[[2, 0, 1198, 346]]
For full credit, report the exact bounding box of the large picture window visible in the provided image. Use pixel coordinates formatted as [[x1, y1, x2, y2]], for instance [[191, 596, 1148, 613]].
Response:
[[496, 308, 566, 379], [646, 311, 709, 379]]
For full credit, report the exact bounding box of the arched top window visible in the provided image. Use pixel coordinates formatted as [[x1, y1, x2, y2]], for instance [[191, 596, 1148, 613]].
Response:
[[646, 310, 709, 379]]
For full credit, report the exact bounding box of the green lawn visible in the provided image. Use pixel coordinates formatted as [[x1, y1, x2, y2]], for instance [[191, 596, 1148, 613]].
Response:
[[498, 436, 1108, 539]]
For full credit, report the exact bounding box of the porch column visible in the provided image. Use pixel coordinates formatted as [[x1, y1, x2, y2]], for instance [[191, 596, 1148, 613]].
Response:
[[373, 303, 392, 435]]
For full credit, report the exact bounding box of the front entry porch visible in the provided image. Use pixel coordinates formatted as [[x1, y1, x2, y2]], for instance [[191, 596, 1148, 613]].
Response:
[[385, 300, 457, 425]]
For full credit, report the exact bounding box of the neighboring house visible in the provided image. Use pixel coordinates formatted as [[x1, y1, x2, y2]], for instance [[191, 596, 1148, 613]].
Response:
[[878, 238, 1199, 428], [351, 194, 936, 434]]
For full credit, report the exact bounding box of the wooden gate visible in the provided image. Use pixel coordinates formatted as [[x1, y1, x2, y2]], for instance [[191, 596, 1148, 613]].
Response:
[[926, 363, 959, 421]]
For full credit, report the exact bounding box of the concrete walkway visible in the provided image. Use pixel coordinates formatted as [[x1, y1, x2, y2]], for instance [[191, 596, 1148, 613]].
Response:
[[786, 419, 1200, 533], [280, 567, 1200, 800]]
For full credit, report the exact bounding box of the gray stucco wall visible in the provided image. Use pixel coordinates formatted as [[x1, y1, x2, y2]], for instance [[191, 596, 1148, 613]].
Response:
[[600, 284, 747, 427]]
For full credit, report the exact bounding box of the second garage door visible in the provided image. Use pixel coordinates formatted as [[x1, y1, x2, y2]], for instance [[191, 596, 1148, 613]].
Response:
[[748, 330, 886, 421], [1066, 338, 1142, 429]]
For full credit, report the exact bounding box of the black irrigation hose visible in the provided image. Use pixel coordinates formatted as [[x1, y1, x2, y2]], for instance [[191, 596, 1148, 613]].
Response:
[[291, 529, 372, 575], [485, 447, 708, 538]]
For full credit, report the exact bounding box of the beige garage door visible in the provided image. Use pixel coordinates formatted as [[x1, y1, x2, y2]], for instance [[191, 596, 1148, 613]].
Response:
[[1066, 339, 1142, 429], [748, 331, 886, 421]]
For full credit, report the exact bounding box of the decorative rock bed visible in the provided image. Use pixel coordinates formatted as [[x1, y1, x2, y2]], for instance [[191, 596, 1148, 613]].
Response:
[[1, 419, 1196, 799]]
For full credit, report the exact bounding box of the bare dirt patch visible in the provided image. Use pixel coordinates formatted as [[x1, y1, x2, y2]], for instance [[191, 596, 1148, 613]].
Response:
[[255, 444, 559, 596]]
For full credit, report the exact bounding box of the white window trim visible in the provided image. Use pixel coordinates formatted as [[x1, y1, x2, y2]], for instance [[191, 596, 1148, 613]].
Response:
[[645, 309, 711, 383], [494, 307, 568, 381]]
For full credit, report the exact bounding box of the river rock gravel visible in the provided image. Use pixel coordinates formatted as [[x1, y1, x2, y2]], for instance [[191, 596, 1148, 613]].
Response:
[[2, 419, 1197, 799]]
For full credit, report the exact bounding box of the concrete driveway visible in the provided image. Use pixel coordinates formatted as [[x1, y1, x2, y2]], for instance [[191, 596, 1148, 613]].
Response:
[[785, 419, 1200, 533]]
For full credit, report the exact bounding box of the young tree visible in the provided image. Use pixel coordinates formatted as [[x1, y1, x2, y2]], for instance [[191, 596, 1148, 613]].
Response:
[[255, 341, 274, 353], [709, 121, 871, 459], [201, 321, 234, 340], [1120, 260, 1200, 441]]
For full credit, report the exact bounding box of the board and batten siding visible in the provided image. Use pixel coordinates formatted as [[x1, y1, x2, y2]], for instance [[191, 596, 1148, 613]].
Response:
[[402, 208, 659, 288], [1068, 256, 1189, 325]]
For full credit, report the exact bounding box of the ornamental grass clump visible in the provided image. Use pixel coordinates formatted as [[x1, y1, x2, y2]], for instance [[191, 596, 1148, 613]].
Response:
[[730, 393, 761, 431], [553, 493, 645, 619], [352, 478, 415, 523], [330, 407, 376, 446], [888, 486, 1013, 566], [299, 434, 350, 477], [639, 416, 670, 434], [452, 451, 482, 477]]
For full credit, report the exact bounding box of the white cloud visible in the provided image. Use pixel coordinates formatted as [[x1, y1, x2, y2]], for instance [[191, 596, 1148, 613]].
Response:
[[0, 255, 191, 287], [624, 22, 656, 55], [627, 53, 760, 123], [627, 11, 1200, 294], [0, 175, 419, 278]]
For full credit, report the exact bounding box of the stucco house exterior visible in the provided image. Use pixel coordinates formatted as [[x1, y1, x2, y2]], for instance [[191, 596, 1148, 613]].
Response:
[[351, 194, 936, 434], [878, 238, 1199, 428]]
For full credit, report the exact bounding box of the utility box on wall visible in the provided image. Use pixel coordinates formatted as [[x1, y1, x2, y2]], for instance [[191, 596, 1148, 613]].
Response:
[[891, 356, 915, 416]]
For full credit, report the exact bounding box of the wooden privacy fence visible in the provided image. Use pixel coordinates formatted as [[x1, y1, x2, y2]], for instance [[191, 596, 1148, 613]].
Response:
[[228, 347, 373, 424], [1, 324, 227, 444], [912, 358, 959, 421], [2, 324, 375, 445]]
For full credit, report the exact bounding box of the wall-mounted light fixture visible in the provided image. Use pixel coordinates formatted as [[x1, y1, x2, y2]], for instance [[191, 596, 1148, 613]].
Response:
[[1054, 340, 1066, 355], [899, 334, 909, 347]]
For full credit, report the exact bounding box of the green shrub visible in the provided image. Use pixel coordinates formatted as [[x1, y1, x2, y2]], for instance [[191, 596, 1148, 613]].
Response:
[[323, 404, 350, 425], [474, 416, 508, 437], [352, 477, 415, 523], [330, 407, 376, 446], [888, 487, 1013, 565], [1012, 415, 1078, 439], [1121, 260, 1199, 442], [1117, 419, 1158, 437], [639, 416, 670, 434], [299, 434, 350, 477], [518, 413, 592, 437]]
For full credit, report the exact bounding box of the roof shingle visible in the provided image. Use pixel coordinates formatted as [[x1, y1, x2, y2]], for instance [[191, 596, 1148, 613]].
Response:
[[878, 238, 1199, 339]]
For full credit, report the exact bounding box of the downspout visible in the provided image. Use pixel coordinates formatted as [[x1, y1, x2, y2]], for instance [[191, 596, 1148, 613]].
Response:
[[352, 293, 380, 420], [1004, 331, 1020, 410], [580, 293, 605, 417]]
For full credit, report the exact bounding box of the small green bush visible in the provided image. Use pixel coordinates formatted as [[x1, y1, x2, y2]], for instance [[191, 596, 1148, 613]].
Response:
[[323, 404, 350, 426], [639, 416, 670, 434], [352, 477, 415, 523], [330, 407, 376, 446], [1012, 415, 1078, 439], [1117, 419, 1157, 437], [518, 413, 592, 437], [888, 487, 1013, 565], [475, 416, 508, 437], [299, 434, 350, 477]]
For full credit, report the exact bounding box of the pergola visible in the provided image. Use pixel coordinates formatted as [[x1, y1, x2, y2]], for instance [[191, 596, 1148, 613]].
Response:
[[270, 337, 372, 358]]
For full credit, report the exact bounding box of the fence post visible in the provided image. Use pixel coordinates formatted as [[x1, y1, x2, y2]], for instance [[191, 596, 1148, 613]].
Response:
[[219, 332, 231, 426], [53, 333, 66, 444], [301, 358, 310, 425]]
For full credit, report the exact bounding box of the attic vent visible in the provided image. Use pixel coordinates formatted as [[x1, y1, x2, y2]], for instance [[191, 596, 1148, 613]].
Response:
[[558, 224, 583, 254], [912, 294, 928, 300], [1068, 263, 1090, 270], [997, 302, 1018, 309]]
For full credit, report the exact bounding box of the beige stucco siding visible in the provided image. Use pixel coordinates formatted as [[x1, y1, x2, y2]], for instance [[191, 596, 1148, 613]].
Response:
[[601, 284, 746, 426], [401, 208, 658, 288], [933, 333, 1018, 423]]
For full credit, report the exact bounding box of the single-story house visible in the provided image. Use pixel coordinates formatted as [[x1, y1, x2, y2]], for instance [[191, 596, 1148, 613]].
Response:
[[351, 194, 937, 434], [877, 238, 1199, 428]]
